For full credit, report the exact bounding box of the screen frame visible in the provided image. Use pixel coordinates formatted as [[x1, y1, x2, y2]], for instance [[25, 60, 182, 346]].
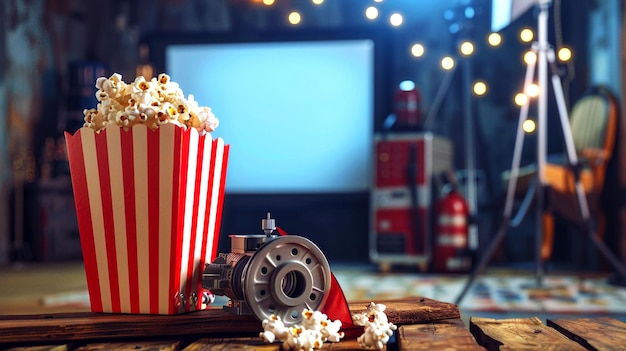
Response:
[[145, 28, 392, 135], [145, 28, 393, 195]]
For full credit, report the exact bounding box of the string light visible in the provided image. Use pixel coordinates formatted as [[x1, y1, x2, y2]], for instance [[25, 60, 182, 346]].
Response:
[[268, 0, 566, 113], [523, 51, 537, 65], [487, 32, 502, 47], [389, 13, 403, 26], [522, 119, 536, 133], [365, 6, 379, 20], [473, 81, 487, 96], [459, 41, 474, 56], [514, 92, 528, 106], [288, 11, 302, 25], [520, 28, 534, 43], [441, 56, 455, 70], [557, 47, 572, 62], [526, 83, 540, 98], [411, 43, 425, 58]]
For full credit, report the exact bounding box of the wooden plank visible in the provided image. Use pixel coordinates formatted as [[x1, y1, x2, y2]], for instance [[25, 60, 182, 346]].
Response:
[[547, 317, 626, 351], [184, 336, 374, 350], [4, 346, 70, 351], [349, 297, 460, 326], [469, 317, 587, 351], [0, 297, 458, 346], [0, 308, 254, 347], [72, 340, 184, 351], [184, 337, 280, 351], [397, 319, 486, 351]]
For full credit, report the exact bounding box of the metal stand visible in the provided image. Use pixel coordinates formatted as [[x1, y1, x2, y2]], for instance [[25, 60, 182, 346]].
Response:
[[423, 51, 479, 254], [462, 54, 479, 253], [455, 0, 626, 305]]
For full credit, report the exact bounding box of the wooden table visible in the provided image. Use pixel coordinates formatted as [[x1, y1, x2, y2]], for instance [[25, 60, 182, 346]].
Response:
[[1, 297, 625, 350]]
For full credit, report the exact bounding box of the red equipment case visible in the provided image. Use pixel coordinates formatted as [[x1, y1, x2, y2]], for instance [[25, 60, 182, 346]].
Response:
[[370, 132, 453, 269]]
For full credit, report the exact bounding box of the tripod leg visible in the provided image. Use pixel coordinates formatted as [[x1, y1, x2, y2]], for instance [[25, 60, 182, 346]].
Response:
[[547, 49, 626, 282], [454, 54, 537, 305]]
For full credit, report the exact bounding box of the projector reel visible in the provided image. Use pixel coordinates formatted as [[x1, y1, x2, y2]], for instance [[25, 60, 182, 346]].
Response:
[[203, 214, 331, 326]]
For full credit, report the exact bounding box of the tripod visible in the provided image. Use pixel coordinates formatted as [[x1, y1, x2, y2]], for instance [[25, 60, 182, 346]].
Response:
[[455, 0, 626, 305]]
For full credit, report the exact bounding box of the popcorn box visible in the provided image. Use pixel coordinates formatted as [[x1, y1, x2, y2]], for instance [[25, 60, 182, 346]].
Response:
[[65, 124, 229, 314]]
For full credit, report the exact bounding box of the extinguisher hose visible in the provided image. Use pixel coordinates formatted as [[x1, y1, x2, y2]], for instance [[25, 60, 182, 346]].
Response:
[[406, 144, 422, 253]]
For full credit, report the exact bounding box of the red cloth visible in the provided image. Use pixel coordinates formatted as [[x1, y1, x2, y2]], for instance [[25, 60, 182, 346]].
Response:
[[275, 227, 354, 329]]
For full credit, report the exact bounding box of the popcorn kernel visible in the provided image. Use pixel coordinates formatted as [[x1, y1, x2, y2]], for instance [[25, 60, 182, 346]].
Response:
[[84, 73, 219, 134]]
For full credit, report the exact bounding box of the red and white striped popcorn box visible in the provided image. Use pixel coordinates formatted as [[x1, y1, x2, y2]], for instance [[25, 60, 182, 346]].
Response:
[[64, 124, 229, 314]]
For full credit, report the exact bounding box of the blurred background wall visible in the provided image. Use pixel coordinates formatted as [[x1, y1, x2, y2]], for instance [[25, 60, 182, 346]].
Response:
[[0, 0, 623, 267]]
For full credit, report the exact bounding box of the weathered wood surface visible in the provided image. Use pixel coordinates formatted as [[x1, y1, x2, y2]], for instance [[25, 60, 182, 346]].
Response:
[[398, 318, 486, 350], [1, 334, 422, 351], [185, 337, 369, 350], [469, 317, 587, 351], [3, 346, 71, 351], [547, 317, 626, 351], [72, 340, 184, 351], [3, 319, 481, 351], [349, 296, 460, 326], [0, 297, 458, 345], [5, 315, 623, 351]]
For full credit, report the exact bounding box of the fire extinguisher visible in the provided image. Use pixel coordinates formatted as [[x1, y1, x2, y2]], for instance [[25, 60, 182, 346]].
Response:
[[394, 80, 422, 129], [432, 175, 471, 273]]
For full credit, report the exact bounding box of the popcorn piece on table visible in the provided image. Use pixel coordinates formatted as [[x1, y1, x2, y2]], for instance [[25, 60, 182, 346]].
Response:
[[259, 309, 344, 351], [284, 326, 323, 351], [352, 302, 398, 350], [260, 315, 289, 344]]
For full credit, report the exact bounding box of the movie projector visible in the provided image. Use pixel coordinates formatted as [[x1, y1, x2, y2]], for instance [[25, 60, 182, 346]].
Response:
[[202, 213, 332, 326]]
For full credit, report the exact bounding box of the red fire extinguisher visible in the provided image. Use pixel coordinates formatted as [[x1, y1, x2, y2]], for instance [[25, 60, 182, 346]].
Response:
[[394, 80, 422, 128], [432, 178, 471, 273]]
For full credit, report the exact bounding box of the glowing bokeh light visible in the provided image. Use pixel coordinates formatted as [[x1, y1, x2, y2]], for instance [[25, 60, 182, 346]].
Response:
[[311, 0, 324, 4], [473, 81, 487, 96], [523, 51, 537, 65], [520, 28, 534, 42], [459, 41, 474, 56], [488, 32, 502, 47], [411, 43, 425, 58], [389, 12, 403, 26], [262, 0, 275, 5], [526, 83, 540, 98], [558, 47, 573, 62], [514, 93, 528, 106], [399, 80, 416, 91], [365, 6, 379, 20], [523, 119, 536, 133], [288, 11, 302, 25], [441, 56, 455, 70]]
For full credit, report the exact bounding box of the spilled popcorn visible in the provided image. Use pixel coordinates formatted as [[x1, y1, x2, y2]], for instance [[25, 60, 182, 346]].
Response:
[[352, 302, 397, 350], [83, 73, 219, 133], [259, 309, 345, 351]]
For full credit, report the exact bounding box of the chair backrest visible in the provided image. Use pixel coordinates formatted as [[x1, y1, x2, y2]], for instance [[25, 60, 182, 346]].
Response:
[[570, 87, 618, 161]]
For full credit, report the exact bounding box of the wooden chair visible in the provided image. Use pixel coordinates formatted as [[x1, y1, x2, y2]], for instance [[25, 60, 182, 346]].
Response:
[[541, 86, 619, 260]]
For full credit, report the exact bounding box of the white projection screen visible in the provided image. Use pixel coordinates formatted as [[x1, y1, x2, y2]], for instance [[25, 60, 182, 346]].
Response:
[[491, 0, 537, 32], [166, 39, 374, 194]]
